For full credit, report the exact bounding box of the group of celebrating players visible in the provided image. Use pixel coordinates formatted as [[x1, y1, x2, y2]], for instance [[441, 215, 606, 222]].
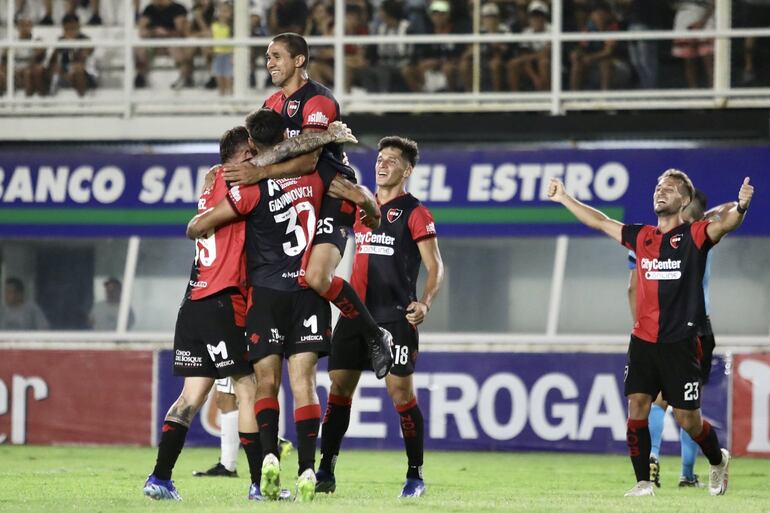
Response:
[[142, 30, 755, 503]]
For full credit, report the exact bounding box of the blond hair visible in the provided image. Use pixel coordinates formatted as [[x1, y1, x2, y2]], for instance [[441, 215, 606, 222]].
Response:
[[658, 168, 694, 203]]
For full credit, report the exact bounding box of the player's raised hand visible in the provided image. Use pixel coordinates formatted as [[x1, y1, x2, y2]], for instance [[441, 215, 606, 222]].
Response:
[[738, 177, 754, 211], [547, 177, 567, 202], [222, 161, 264, 186], [328, 121, 358, 145]]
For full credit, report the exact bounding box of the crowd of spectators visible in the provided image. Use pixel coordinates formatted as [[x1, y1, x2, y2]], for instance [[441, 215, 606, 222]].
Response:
[[1, 0, 770, 96]]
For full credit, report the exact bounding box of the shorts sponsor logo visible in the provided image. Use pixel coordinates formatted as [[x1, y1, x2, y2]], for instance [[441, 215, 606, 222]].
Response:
[[387, 208, 403, 223], [269, 328, 284, 345], [175, 349, 203, 367], [215, 359, 235, 369], [307, 111, 329, 126], [206, 341, 229, 362], [287, 100, 301, 118], [670, 234, 683, 249], [640, 257, 682, 280]]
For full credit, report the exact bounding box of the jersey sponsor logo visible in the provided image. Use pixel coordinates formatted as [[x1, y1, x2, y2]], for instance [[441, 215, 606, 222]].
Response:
[[189, 280, 208, 288], [640, 257, 682, 280], [229, 186, 241, 203], [387, 208, 403, 223], [307, 111, 329, 126], [670, 234, 683, 249], [359, 245, 395, 256], [355, 231, 396, 246], [287, 100, 301, 118], [426, 222, 436, 234], [286, 129, 300, 138]]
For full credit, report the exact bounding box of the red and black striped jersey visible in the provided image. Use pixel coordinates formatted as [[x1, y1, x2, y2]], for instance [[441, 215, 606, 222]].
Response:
[[350, 193, 437, 323], [226, 163, 336, 291], [263, 79, 355, 181], [622, 220, 717, 344], [187, 166, 247, 301]]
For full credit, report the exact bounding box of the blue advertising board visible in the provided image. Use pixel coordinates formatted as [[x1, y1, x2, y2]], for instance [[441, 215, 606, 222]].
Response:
[[0, 145, 766, 237], [156, 350, 728, 454]]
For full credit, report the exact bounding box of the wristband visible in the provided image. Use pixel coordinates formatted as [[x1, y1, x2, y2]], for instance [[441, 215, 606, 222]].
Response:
[[417, 301, 430, 312], [737, 204, 748, 214]]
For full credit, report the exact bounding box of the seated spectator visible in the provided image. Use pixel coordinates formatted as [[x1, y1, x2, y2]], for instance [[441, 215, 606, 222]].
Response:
[[736, 0, 770, 86], [189, 0, 216, 89], [506, 0, 551, 91], [569, 0, 629, 90], [134, 0, 192, 90], [671, 0, 714, 89], [268, 0, 309, 35], [18, 0, 103, 26], [90, 277, 135, 331], [12, 16, 48, 97], [403, 0, 469, 92], [305, 0, 335, 87], [47, 14, 98, 97], [211, 1, 233, 96], [460, 2, 513, 92], [358, 0, 412, 92], [0, 277, 49, 330], [344, 3, 371, 91]]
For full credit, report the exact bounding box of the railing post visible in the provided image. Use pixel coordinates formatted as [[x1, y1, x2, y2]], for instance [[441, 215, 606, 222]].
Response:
[[333, 0, 346, 106], [122, 0, 135, 119], [5, 0, 15, 106], [117, 236, 141, 334], [233, 0, 250, 100], [550, 0, 563, 115], [713, 0, 731, 104], [472, 0, 481, 95]]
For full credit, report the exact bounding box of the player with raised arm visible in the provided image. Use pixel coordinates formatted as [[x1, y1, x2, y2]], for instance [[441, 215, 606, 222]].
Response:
[[315, 136, 443, 498], [186, 109, 379, 502], [222, 32, 394, 380], [548, 170, 754, 497]]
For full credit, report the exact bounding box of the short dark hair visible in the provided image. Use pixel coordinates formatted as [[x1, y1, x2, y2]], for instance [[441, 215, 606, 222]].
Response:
[[219, 126, 250, 163], [62, 13, 79, 25], [245, 108, 285, 147], [378, 136, 419, 167], [5, 277, 23, 293], [380, 0, 404, 20], [271, 33, 309, 68]]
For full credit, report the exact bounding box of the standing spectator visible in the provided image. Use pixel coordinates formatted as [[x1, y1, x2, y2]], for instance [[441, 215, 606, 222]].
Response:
[[15, 16, 48, 96], [305, 0, 335, 87], [506, 0, 551, 91], [189, 0, 216, 89], [569, 1, 628, 90], [735, 0, 770, 85], [268, 0, 309, 34], [211, 1, 234, 96], [249, 6, 269, 87], [89, 277, 135, 331], [461, 2, 512, 92], [47, 14, 98, 97], [621, 0, 670, 89], [134, 0, 192, 90], [0, 277, 49, 330], [359, 0, 412, 92], [671, 0, 714, 89]]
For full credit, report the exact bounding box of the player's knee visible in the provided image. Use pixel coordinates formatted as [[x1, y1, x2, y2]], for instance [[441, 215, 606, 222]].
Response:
[[390, 389, 414, 408], [304, 266, 332, 294], [216, 391, 237, 412], [329, 380, 356, 398]]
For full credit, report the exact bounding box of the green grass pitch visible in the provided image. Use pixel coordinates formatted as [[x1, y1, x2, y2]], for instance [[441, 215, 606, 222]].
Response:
[[1, 446, 768, 513]]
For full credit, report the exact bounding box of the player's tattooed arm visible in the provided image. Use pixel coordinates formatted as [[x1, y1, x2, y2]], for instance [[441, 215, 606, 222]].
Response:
[[222, 122, 357, 185], [186, 197, 239, 239], [406, 237, 444, 326], [547, 177, 623, 243], [706, 177, 754, 242], [328, 176, 381, 229]]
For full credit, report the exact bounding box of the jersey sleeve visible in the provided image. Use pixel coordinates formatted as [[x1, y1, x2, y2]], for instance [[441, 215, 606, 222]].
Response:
[[627, 250, 637, 270], [227, 184, 261, 215], [691, 220, 717, 251], [302, 95, 337, 131], [621, 224, 644, 251], [408, 205, 437, 242]]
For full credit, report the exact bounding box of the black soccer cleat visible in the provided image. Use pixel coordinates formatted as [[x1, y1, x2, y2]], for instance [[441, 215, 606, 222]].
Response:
[[368, 327, 394, 379], [192, 462, 238, 478]]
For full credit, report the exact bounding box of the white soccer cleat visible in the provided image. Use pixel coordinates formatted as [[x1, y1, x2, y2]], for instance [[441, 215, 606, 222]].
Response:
[[709, 448, 730, 496], [624, 480, 655, 497], [296, 468, 317, 502]]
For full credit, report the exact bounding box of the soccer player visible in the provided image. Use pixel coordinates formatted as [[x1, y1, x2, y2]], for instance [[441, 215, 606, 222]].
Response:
[[143, 127, 260, 502], [187, 109, 380, 502], [628, 190, 732, 488], [548, 170, 754, 497], [222, 32, 394, 379], [316, 136, 444, 498]]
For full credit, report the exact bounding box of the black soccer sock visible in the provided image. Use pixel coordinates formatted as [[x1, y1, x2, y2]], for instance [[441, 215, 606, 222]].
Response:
[[627, 418, 651, 482], [239, 431, 262, 485], [255, 397, 280, 458], [397, 398, 424, 480], [321, 276, 379, 339], [692, 419, 723, 465], [152, 420, 189, 480], [319, 394, 353, 474], [295, 404, 322, 475]]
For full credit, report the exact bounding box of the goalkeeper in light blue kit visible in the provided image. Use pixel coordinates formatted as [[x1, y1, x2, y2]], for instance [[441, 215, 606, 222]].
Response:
[[627, 188, 730, 487]]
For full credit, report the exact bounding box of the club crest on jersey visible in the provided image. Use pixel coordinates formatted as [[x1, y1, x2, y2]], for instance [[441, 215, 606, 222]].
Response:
[[287, 100, 301, 118], [670, 234, 683, 249], [387, 208, 403, 223]]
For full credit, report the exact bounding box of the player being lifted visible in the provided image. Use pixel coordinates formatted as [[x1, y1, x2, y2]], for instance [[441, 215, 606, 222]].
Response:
[[316, 136, 444, 498], [187, 109, 380, 502], [548, 170, 754, 497], [223, 32, 394, 379]]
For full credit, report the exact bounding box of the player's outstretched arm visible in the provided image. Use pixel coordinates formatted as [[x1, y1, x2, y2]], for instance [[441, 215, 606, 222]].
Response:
[[547, 177, 623, 243], [222, 122, 357, 185], [706, 177, 754, 242], [406, 238, 444, 326], [327, 176, 381, 229], [186, 198, 239, 239]]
